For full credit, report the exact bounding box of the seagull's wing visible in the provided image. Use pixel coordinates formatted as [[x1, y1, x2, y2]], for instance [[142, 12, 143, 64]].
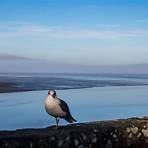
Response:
[[58, 98, 71, 115], [58, 98, 77, 123]]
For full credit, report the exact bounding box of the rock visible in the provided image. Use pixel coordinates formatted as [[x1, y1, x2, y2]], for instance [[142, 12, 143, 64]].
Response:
[[0, 117, 148, 148]]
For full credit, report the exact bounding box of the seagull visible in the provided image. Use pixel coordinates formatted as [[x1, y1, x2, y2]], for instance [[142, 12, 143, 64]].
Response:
[[44, 90, 76, 127]]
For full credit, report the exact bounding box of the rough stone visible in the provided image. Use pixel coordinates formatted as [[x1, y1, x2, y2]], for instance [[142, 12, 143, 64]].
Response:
[[0, 117, 148, 148]]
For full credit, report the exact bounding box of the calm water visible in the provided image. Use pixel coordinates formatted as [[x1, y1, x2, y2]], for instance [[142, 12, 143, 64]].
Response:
[[0, 85, 148, 130]]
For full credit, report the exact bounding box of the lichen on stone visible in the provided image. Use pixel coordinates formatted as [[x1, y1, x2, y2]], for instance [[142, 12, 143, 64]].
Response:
[[113, 133, 117, 138], [126, 127, 131, 133], [58, 140, 63, 147], [66, 136, 70, 141], [143, 125, 147, 129], [81, 133, 87, 140], [74, 139, 79, 146], [106, 139, 112, 148], [91, 136, 97, 143], [128, 133, 133, 138], [93, 129, 98, 133], [137, 132, 142, 138], [131, 127, 138, 135], [142, 129, 148, 137], [78, 144, 84, 148], [29, 141, 33, 148], [50, 136, 55, 141]]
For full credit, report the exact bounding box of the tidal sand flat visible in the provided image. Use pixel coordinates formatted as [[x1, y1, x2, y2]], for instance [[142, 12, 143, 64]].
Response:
[[0, 73, 148, 93]]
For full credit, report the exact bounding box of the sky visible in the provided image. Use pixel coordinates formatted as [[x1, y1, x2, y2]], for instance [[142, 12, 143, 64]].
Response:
[[0, 0, 148, 72]]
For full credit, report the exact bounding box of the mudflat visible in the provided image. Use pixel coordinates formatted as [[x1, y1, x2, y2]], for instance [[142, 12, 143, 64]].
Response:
[[0, 74, 148, 93], [0, 82, 25, 93]]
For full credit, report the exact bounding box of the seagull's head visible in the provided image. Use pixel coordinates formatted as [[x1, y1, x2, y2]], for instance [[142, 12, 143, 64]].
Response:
[[48, 90, 57, 98]]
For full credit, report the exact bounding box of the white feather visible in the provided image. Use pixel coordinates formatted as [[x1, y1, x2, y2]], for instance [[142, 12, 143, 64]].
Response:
[[44, 95, 66, 117]]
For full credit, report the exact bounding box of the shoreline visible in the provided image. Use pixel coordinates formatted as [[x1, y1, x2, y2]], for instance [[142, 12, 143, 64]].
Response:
[[0, 81, 148, 93], [0, 82, 27, 93], [0, 74, 148, 93]]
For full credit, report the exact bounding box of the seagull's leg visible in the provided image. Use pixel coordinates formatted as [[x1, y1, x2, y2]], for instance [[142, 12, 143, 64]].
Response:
[[55, 117, 59, 128], [55, 117, 57, 127], [57, 118, 59, 127]]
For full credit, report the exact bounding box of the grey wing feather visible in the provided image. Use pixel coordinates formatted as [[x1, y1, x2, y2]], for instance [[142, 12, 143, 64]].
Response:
[[58, 99, 71, 115], [58, 98, 77, 123]]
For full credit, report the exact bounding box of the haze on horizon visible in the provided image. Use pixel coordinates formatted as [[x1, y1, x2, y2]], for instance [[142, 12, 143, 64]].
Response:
[[0, 0, 148, 73]]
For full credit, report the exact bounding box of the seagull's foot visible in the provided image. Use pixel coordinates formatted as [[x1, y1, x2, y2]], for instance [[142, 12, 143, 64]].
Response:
[[56, 126, 59, 129], [52, 125, 59, 129]]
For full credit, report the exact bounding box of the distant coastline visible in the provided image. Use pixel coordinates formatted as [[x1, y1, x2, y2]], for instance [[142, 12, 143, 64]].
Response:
[[0, 82, 26, 93], [0, 73, 148, 93]]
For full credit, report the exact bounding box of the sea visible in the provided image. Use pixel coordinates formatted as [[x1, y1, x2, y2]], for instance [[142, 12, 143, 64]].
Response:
[[0, 73, 148, 130]]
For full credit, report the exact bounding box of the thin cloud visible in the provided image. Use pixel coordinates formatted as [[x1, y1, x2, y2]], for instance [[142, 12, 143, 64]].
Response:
[[82, 4, 102, 10], [0, 21, 148, 39], [0, 53, 28, 60], [137, 19, 148, 23], [97, 23, 120, 28]]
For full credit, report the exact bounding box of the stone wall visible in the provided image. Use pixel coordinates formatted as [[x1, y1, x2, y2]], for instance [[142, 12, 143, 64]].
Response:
[[0, 117, 148, 148]]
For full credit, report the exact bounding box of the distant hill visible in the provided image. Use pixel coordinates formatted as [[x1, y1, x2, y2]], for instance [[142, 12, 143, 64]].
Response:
[[0, 53, 27, 60], [0, 55, 148, 74], [86, 64, 148, 74]]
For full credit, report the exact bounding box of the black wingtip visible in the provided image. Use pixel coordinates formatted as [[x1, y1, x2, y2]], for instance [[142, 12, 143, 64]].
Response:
[[64, 115, 77, 123], [71, 116, 77, 122]]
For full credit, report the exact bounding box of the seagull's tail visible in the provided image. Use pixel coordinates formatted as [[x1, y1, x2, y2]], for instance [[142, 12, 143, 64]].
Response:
[[64, 114, 77, 123]]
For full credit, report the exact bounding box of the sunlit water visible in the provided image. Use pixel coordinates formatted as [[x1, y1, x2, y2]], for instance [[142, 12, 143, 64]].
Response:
[[0, 85, 148, 130]]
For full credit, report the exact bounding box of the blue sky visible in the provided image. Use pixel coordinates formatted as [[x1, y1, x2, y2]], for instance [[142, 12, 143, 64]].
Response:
[[0, 0, 148, 68]]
